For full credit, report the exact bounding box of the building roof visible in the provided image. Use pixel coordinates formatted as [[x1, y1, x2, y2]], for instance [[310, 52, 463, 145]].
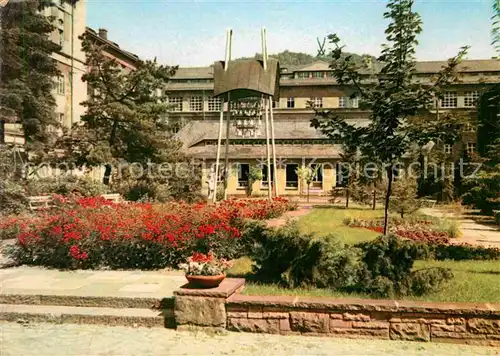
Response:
[[185, 143, 342, 159], [85, 27, 140, 65], [169, 59, 500, 80], [175, 118, 370, 148]]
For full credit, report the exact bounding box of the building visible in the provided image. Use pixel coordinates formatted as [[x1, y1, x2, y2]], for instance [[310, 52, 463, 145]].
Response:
[[169, 59, 500, 197], [4, 0, 87, 144]]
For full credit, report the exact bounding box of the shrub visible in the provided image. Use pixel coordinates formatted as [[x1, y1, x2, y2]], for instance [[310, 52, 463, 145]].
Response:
[[495, 211, 500, 226], [462, 169, 500, 215], [355, 235, 452, 297], [0, 180, 29, 216], [389, 176, 421, 218], [427, 243, 500, 261], [249, 222, 361, 289], [5, 197, 294, 269], [26, 176, 109, 197]]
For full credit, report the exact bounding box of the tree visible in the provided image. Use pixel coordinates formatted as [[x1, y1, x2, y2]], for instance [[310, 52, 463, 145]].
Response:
[[311, 0, 468, 234], [493, 0, 500, 55], [389, 176, 421, 218], [58, 32, 179, 185], [246, 165, 263, 197], [296, 165, 318, 203], [0, 0, 61, 160]]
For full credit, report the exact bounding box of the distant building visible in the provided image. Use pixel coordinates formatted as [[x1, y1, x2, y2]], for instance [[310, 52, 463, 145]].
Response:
[[169, 59, 500, 197]]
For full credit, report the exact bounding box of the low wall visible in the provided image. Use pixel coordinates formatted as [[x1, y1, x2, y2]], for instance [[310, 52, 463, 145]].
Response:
[[174, 279, 500, 347]]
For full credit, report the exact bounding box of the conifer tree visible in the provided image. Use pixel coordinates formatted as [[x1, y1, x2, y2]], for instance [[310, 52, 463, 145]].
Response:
[[0, 0, 60, 158]]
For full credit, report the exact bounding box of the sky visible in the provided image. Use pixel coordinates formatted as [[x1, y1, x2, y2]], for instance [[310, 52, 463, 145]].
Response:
[[87, 0, 497, 67]]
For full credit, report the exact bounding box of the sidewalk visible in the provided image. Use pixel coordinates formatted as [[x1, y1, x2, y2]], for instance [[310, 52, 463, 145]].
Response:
[[421, 208, 500, 248]]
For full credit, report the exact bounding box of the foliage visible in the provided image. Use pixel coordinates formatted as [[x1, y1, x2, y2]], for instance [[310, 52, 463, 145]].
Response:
[[4, 197, 295, 269], [246, 165, 263, 197], [26, 176, 109, 197], [249, 222, 362, 289], [178, 252, 231, 276], [356, 235, 453, 297], [295, 165, 318, 202], [237, 50, 377, 67], [426, 243, 500, 261], [0, 180, 29, 216], [496, 211, 500, 225], [56, 31, 182, 185], [493, 0, 500, 55], [311, 0, 469, 234], [0, 0, 60, 160], [462, 168, 500, 214], [389, 176, 421, 218]]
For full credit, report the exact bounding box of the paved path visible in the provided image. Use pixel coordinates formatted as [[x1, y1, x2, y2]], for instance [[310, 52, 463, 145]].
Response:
[[421, 208, 500, 247], [266, 206, 313, 228], [1, 322, 498, 356], [0, 266, 185, 298]]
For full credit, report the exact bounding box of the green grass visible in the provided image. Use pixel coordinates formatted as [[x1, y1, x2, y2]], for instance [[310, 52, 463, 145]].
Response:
[[226, 206, 500, 303], [228, 258, 500, 303], [297, 206, 382, 245]]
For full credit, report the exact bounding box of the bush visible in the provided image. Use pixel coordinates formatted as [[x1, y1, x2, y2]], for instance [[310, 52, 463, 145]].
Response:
[[427, 243, 500, 261], [462, 169, 500, 215], [5, 197, 294, 269], [389, 176, 421, 218], [495, 211, 500, 226], [249, 222, 361, 289], [26, 176, 109, 197], [355, 235, 452, 297], [0, 180, 29, 216]]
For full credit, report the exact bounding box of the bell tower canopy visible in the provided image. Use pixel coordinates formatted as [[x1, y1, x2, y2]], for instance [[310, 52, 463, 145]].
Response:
[[213, 59, 280, 101]]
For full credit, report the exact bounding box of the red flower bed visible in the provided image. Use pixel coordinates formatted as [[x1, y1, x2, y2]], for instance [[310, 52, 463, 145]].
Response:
[[2, 196, 295, 269]]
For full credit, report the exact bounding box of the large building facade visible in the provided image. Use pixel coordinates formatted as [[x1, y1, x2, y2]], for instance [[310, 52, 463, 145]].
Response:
[[169, 59, 500, 197]]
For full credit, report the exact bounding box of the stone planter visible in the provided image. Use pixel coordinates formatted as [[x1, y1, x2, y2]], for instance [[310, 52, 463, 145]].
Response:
[[185, 274, 226, 289]]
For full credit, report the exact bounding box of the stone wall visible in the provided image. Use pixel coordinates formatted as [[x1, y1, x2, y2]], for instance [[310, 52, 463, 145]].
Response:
[[225, 294, 500, 347]]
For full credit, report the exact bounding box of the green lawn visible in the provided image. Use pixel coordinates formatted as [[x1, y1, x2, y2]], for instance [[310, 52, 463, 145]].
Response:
[[298, 206, 382, 245], [227, 206, 500, 303]]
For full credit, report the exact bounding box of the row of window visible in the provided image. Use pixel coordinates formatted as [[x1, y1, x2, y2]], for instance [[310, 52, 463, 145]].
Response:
[[235, 163, 323, 189], [441, 91, 479, 108], [167, 96, 359, 111], [444, 143, 476, 155]]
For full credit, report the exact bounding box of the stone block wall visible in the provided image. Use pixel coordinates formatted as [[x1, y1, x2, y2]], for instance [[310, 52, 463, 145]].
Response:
[[225, 294, 500, 347]]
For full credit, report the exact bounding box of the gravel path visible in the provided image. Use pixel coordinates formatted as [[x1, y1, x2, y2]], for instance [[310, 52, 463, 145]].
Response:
[[1, 322, 498, 356]]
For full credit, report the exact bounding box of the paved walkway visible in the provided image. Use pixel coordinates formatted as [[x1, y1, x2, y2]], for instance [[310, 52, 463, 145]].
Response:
[[421, 208, 500, 247], [266, 206, 313, 228], [0, 266, 185, 298], [1, 322, 498, 356]]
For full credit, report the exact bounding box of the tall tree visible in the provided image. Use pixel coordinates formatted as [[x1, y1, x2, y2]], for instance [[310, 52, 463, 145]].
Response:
[[0, 0, 60, 159], [58, 32, 180, 185], [311, 0, 468, 234]]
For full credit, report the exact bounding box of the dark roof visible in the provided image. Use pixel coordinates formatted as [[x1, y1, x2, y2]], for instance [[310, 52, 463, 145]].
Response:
[[213, 59, 280, 100], [85, 27, 140, 64]]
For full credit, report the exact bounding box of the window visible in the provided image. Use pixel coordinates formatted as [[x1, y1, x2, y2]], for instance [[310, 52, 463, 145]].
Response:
[[464, 123, 476, 132], [466, 143, 476, 156], [189, 96, 203, 111], [351, 97, 359, 108], [310, 97, 323, 108], [261, 165, 274, 188], [59, 29, 64, 47], [168, 97, 183, 112], [441, 92, 457, 108], [297, 72, 309, 79], [237, 163, 249, 188], [208, 97, 222, 112], [285, 164, 299, 189], [57, 75, 65, 95], [339, 97, 345, 108], [310, 164, 323, 189], [272, 100, 279, 109], [464, 91, 479, 108], [444, 144, 452, 154], [312, 71, 324, 79], [286, 98, 295, 108]]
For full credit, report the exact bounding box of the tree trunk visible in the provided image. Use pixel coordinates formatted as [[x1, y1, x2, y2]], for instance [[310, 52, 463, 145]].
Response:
[[0, 120, 5, 144], [345, 187, 350, 209], [372, 182, 377, 210], [307, 183, 310, 203], [103, 164, 112, 185], [383, 166, 394, 235]]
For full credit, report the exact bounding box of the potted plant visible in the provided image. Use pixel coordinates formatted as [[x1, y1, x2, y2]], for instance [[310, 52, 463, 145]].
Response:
[[179, 252, 231, 288]]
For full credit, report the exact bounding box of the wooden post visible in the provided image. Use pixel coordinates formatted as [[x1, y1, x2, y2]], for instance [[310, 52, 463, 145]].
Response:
[[223, 93, 231, 200], [264, 96, 272, 200], [269, 96, 278, 197], [213, 29, 232, 203]]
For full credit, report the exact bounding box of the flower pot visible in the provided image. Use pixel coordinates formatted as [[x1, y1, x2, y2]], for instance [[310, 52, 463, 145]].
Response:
[[185, 274, 226, 289]]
